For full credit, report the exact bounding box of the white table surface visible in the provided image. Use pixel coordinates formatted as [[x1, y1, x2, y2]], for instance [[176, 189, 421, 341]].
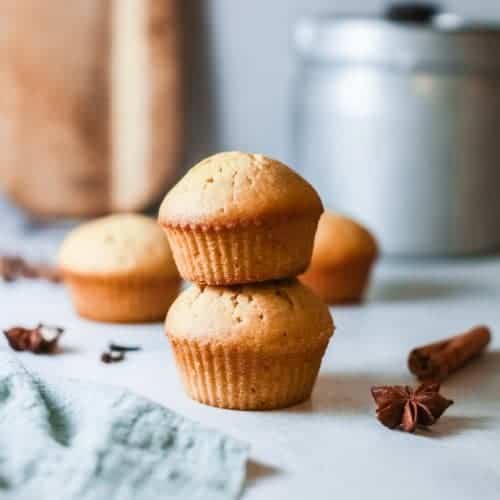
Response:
[[1, 201, 500, 499]]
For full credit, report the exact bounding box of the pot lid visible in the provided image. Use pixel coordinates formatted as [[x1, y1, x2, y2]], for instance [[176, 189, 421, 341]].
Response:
[[294, 3, 500, 72]]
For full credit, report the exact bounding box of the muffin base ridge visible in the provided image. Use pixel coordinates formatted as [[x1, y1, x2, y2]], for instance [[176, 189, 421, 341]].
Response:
[[63, 272, 181, 323], [169, 339, 329, 410], [162, 216, 318, 285]]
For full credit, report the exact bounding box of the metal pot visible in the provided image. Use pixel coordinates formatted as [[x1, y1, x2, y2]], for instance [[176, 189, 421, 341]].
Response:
[[292, 4, 500, 256]]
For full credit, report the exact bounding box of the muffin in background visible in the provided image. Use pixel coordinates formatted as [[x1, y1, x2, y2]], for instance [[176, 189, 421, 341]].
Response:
[[299, 212, 378, 304], [59, 214, 180, 323], [158, 152, 323, 285], [166, 279, 334, 410]]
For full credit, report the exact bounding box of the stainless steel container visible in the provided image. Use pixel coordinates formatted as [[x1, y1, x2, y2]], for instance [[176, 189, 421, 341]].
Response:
[[292, 5, 500, 256]]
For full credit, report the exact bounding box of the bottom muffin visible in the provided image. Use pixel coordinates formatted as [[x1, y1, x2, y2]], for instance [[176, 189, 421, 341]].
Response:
[[165, 279, 334, 410]]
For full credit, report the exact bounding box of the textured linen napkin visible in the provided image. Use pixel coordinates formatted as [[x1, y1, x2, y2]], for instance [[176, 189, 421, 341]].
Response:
[[0, 354, 248, 500]]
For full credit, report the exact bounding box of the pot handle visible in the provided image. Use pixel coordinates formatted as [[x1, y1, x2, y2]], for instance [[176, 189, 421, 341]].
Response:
[[384, 2, 441, 23]]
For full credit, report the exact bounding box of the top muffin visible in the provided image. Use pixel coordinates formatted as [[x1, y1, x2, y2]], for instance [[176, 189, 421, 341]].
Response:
[[159, 152, 322, 228], [158, 152, 323, 285]]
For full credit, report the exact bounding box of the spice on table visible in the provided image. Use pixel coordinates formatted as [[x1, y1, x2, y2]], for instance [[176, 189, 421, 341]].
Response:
[[408, 325, 491, 382], [108, 342, 142, 352], [371, 383, 453, 433], [3, 324, 64, 353], [0, 256, 25, 281], [100, 342, 142, 364], [30, 263, 62, 283], [0, 255, 62, 283], [101, 351, 125, 364]]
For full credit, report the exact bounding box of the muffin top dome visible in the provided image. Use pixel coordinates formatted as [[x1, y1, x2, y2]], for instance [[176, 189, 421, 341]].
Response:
[[166, 279, 333, 353], [310, 212, 378, 268], [59, 214, 178, 277], [159, 152, 323, 227]]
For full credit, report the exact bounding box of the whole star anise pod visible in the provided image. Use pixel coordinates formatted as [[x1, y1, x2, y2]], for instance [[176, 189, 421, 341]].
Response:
[[3, 324, 64, 354], [371, 383, 453, 433]]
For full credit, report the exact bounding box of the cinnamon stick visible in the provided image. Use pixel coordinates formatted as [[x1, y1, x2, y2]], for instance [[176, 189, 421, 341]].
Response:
[[408, 325, 491, 381]]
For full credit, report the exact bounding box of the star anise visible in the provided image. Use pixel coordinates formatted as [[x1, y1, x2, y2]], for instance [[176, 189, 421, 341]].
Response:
[[371, 383, 453, 433], [3, 324, 64, 353]]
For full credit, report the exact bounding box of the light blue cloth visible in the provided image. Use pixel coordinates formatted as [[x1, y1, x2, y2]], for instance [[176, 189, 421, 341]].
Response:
[[0, 355, 248, 500]]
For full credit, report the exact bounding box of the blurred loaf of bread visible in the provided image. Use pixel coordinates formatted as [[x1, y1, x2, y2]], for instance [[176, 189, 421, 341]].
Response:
[[0, 0, 184, 217]]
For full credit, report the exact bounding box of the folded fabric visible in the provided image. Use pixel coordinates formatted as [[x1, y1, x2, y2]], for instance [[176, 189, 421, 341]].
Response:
[[0, 355, 248, 500]]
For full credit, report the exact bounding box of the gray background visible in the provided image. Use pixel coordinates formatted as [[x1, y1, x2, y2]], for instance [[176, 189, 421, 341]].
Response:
[[185, 0, 500, 165]]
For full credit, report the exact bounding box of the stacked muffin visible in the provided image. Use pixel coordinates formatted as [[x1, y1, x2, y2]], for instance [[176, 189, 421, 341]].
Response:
[[159, 152, 334, 410]]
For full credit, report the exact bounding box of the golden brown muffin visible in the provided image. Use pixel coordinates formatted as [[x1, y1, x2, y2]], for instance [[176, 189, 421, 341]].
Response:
[[59, 214, 181, 323], [158, 152, 323, 285], [299, 212, 378, 304], [166, 279, 334, 410]]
